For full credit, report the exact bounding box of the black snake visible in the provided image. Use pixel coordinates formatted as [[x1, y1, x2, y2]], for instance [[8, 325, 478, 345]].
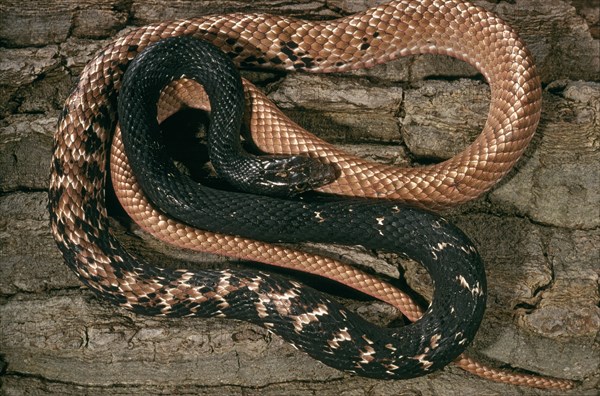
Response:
[[48, 0, 571, 386], [115, 35, 487, 377]]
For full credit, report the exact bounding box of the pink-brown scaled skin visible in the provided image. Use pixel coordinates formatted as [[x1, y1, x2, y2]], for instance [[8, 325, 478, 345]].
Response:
[[128, 0, 542, 209], [112, 7, 571, 388], [111, 125, 575, 390], [51, 0, 573, 390], [111, 127, 422, 320]]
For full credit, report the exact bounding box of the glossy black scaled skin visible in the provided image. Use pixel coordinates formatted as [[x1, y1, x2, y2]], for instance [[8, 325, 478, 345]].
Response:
[[119, 36, 335, 197], [118, 36, 487, 378]]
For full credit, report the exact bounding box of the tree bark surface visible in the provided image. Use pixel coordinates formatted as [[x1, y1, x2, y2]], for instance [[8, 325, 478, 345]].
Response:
[[0, 0, 598, 395]]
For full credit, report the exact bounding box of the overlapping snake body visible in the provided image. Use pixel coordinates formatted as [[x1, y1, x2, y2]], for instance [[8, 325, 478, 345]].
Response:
[[50, 0, 541, 381], [53, 35, 488, 376]]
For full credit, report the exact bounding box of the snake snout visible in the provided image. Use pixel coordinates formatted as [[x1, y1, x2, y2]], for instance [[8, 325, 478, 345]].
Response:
[[260, 155, 337, 196]]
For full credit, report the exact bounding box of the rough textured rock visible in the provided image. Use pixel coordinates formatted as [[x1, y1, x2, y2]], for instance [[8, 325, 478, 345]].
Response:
[[490, 81, 600, 229], [402, 79, 489, 159], [0, 115, 55, 191], [269, 74, 403, 142], [1, 0, 599, 395]]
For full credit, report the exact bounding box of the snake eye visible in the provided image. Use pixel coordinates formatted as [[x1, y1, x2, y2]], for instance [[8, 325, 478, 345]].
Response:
[[295, 183, 309, 192]]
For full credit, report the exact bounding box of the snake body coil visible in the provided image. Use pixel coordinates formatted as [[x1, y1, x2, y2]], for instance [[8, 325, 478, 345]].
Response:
[[50, 0, 542, 382]]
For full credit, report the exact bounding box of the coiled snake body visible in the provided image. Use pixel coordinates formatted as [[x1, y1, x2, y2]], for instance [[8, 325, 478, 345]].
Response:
[[49, 0, 553, 384]]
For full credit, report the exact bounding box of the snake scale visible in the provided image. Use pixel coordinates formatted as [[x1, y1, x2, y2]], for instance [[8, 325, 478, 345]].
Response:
[[48, 0, 574, 389]]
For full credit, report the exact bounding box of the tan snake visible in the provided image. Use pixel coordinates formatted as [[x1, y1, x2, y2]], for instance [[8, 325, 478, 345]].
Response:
[[49, 0, 574, 390]]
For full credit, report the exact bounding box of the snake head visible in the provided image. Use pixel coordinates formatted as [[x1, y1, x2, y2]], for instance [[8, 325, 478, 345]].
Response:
[[255, 155, 338, 197]]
